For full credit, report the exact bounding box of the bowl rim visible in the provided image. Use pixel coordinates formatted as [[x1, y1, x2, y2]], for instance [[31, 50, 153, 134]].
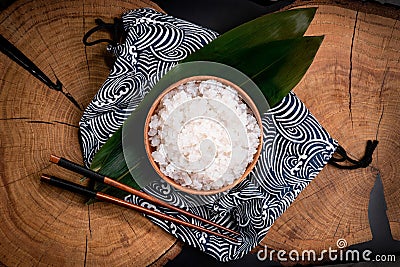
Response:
[[144, 75, 263, 195]]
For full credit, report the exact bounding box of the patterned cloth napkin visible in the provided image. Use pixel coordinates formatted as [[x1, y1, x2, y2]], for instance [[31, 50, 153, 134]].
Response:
[[79, 8, 337, 262]]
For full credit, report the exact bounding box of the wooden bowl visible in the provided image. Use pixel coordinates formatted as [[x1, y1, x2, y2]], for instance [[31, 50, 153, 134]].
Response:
[[144, 75, 263, 195]]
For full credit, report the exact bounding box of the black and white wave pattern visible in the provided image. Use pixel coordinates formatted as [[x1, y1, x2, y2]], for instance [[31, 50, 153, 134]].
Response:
[[124, 92, 337, 261], [80, 8, 218, 166], [79, 8, 338, 262]]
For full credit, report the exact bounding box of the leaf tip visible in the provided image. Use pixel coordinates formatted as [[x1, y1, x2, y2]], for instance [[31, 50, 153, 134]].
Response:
[[302, 7, 318, 18], [315, 35, 325, 44]]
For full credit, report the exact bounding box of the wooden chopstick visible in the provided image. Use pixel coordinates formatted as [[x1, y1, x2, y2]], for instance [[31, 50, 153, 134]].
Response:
[[49, 155, 240, 237], [40, 174, 238, 242]]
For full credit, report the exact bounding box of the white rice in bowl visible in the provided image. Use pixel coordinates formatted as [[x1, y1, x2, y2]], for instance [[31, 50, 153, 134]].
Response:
[[148, 79, 261, 191]]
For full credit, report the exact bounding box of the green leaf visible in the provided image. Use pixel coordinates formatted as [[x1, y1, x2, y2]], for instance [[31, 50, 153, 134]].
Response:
[[184, 36, 323, 107], [90, 126, 141, 198], [183, 8, 317, 63], [89, 8, 322, 199], [182, 8, 320, 107]]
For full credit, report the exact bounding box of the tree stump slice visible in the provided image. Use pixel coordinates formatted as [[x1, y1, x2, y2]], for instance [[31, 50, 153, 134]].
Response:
[[1, 1, 399, 266], [257, 3, 400, 262], [0, 1, 183, 266]]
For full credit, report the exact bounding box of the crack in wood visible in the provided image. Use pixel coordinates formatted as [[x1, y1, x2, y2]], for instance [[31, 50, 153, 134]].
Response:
[[0, 174, 32, 188], [87, 204, 92, 238], [379, 64, 389, 99], [375, 105, 384, 145], [34, 28, 84, 111], [30, 196, 74, 242], [333, 213, 345, 237], [382, 20, 397, 59], [0, 117, 79, 128], [84, 46, 91, 80], [298, 183, 335, 201], [84, 235, 88, 267], [61, 90, 83, 111], [33, 209, 63, 240], [348, 10, 358, 129], [0, 164, 51, 188], [28, 120, 80, 128], [122, 212, 137, 237], [27, 120, 54, 125], [37, 251, 45, 265], [53, 120, 80, 129], [83, 1, 91, 81]]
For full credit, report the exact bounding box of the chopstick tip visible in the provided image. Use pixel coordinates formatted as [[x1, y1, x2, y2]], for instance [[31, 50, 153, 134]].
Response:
[[49, 154, 60, 164], [40, 174, 52, 182]]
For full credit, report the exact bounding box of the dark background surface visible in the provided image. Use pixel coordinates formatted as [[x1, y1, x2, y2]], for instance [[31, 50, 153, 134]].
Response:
[[0, 0, 399, 266], [152, 0, 295, 33]]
